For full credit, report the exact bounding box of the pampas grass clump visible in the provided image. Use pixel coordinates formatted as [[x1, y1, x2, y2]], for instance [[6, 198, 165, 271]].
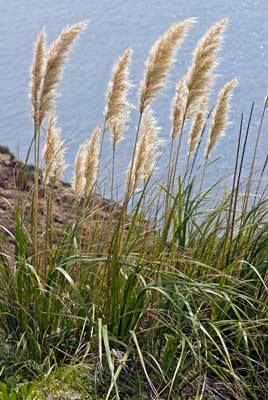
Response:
[[2, 18, 267, 400]]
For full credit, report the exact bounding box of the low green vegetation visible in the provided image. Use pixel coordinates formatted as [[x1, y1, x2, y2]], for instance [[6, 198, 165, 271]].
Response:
[[0, 17, 267, 399]]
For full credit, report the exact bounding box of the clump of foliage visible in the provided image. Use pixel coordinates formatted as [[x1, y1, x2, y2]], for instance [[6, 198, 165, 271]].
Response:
[[0, 17, 267, 400]]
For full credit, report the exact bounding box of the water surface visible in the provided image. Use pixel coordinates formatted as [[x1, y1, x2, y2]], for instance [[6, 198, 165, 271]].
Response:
[[0, 0, 267, 185]]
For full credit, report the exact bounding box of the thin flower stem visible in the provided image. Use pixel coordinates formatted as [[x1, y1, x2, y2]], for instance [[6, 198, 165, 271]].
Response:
[[32, 123, 41, 265], [167, 136, 175, 192], [169, 116, 186, 195], [223, 113, 243, 261], [97, 126, 106, 185], [124, 111, 143, 206], [229, 103, 254, 256], [164, 136, 175, 218], [199, 157, 208, 194], [242, 100, 266, 213], [111, 142, 116, 201], [253, 153, 268, 207], [182, 151, 191, 186]]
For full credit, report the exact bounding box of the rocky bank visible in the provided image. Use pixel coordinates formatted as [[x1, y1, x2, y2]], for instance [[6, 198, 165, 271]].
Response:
[[0, 146, 119, 256]]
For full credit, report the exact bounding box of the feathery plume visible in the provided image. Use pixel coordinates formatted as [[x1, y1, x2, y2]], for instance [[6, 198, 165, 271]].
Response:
[[43, 113, 65, 183], [105, 48, 132, 141], [171, 78, 189, 138], [185, 19, 227, 119], [142, 109, 162, 179], [111, 119, 125, 146], [72, 143, 86, 198], [205, 78, 238, 159], [126, 132, 146, 197], [188, 112, 205, 154], [126, 108, 161, 195], [84, 126, 101, 195], [30, 30, 47, 124], [39, 21, 87, 124], [139, 19, 194, 112]]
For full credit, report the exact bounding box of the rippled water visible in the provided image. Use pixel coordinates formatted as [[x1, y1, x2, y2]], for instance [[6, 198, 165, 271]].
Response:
[[0, 0, 267, 183]]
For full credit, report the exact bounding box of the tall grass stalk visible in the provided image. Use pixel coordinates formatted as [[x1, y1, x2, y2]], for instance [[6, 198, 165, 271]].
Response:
[[242, 99, 267, 213]]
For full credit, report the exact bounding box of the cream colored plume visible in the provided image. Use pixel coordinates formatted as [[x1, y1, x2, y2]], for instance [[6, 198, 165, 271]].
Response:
[[84, 126, 101, 195], [188, 112, 205, 154], [105, 48, 132, 142], [126, 133, 146, 197], [139, 19, 194, 112], [112, 119, 125, 146], [185, 19, 227, 119], [205, 78, 238, 159], [126, 108, 161, 195], [43, 113, 65, 183], [30, 30, 47, 124], [170, 78, 189, 138], [141, 108, 162, 178], [39, 21, 87, 124], [72, 143, 86, 198]]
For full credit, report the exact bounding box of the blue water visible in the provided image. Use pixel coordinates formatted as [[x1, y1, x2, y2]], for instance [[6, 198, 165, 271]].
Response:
[[0, 0, 267, 184]]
